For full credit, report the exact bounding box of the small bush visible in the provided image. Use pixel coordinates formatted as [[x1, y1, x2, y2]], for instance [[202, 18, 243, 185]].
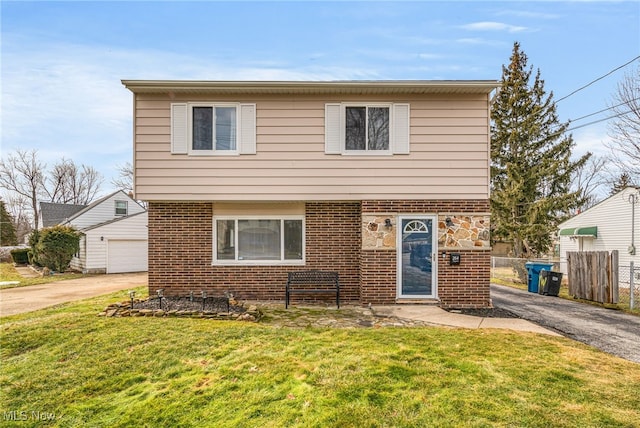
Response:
[[10, 248, 29, 265], [27, 230, 41, 266], [32, 226, 80, 272]]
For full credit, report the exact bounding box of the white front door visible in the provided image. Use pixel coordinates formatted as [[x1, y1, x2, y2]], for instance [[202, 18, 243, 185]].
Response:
[[397, 216, 437, 298]]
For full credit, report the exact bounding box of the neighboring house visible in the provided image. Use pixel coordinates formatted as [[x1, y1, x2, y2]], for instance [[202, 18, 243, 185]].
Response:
[[39, 202, 86, 228], [558, 186, 640, 276], [122, 80, 498, 308], [38, 190, 148, 274]]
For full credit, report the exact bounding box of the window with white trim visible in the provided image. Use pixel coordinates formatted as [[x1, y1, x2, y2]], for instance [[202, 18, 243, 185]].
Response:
[[115, 200, 128, 216], [345, 105, 390, 151], [214, 216, 304, 264], [325, 103, 410, 155], [171, 103, 256, 156], [192, 105, 237, 152]]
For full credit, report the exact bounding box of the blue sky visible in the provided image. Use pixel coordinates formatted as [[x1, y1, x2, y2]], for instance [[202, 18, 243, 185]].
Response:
[[2, 1, 639, 196]]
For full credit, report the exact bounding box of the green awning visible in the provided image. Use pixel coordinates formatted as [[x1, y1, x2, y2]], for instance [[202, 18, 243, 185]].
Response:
[[559, 226, 597, 238]]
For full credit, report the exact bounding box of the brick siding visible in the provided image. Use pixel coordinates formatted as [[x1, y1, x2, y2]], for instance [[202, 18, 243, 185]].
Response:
[[148, 199, 490, 308], [148, 201, 360, 304], [360, 249, 397, 304], [437, 250, 491, 308]]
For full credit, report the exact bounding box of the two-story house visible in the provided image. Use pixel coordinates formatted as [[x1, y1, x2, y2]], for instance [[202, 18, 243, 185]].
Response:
[[122, 80, 498, 308]]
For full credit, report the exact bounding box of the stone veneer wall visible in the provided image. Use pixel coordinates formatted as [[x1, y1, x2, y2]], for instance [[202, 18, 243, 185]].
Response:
[[148, 201, 361, 304], [360, 200, 491, 308]]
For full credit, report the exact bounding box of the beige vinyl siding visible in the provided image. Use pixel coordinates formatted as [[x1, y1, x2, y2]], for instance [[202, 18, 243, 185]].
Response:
[[213, 202, 305, 216], [133, 93, 490, 201]]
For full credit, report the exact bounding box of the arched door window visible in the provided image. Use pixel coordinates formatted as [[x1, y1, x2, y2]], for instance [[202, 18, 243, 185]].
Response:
[[403, 220, 429, 233]]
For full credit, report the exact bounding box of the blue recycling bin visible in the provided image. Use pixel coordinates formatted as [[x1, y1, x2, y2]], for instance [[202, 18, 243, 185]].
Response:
[[525, 262, 554, 293]]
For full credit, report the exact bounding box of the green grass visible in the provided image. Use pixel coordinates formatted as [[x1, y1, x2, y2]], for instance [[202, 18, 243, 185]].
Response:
[[1, 290, 639, 427], [0, 263, 87, 289]]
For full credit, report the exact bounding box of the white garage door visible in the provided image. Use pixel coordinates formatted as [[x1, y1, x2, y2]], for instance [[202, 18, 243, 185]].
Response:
[[107, 240, 148, 273]]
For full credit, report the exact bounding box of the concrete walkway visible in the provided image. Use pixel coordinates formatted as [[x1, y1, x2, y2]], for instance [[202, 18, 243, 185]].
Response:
[[0, 272, 147, 317], [373, 305, 561, 336]]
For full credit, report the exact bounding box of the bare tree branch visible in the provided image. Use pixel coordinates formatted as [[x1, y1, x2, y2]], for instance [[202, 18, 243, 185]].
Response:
[[0, 149, 46, 229], [111, 162, 134, 196], [571, 153, 611, 211], [44, 158, 103, 205], [605, 65, 640, 180], [2, 193, 33, 243]]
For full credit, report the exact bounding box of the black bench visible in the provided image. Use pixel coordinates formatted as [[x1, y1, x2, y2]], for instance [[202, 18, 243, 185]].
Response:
[[285, 270, 340, 309]]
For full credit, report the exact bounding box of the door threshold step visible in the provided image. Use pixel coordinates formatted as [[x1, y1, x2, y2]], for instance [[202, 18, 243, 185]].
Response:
[[395, 299, 440, 305]]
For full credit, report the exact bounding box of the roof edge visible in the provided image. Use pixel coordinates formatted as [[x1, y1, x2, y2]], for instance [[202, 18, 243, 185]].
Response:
[[121, 79, 499, 95]]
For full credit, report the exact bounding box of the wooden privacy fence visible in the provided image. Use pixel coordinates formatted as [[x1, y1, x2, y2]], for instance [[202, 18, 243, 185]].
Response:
[[567, 251, 619, 304]]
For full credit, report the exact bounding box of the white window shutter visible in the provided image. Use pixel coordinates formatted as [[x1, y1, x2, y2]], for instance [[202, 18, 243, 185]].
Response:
[[325, 103, 342, 154], [171, 103, 188, 154], [392, 103, 410, 154], [239, 104, 256, 154]]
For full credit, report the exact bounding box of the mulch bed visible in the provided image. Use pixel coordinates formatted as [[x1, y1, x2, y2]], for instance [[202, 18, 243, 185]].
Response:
[[134, 296, 242, 313]]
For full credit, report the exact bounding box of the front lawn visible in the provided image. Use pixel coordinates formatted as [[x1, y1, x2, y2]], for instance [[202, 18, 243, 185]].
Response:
[[0, 263, 86, 289], [1, 291, 639, 427]]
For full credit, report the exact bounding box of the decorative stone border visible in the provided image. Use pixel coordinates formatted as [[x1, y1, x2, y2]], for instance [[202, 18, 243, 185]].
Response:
[[98, 300, 261, 322]]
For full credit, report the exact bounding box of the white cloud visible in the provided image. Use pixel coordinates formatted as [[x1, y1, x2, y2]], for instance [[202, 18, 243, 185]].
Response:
[[571, 125, 612, 157], [460, 21, 529, 33], [417, 53, 445, 60], [496, 10, 560, 20], [1, 35, 381, 187], [456, 38, 506, 47]]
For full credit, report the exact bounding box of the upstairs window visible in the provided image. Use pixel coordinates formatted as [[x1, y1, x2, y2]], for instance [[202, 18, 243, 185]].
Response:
[[171, 103, 256, 156], [192, 105, 237, 153], [115, 200, 128, 216], [325, 103, 409, 155], [345, 106, 390, 151]]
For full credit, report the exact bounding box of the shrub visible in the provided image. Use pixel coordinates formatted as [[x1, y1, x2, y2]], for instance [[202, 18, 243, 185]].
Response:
[[27, 230, 41, 266], [32, 226, 80, 272], [10, 248, 29, 265]]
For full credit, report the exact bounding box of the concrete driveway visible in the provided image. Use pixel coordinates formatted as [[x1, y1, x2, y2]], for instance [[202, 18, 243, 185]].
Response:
[[491, 283, 640, 364], [0, 272, 147, 317]]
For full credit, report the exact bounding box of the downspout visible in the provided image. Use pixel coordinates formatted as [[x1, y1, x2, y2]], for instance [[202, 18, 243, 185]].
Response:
[[631, 194, 637, 255]]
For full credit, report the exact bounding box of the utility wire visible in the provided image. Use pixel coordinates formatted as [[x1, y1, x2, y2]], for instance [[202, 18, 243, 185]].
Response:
[[556, 55, 640, 103], [569, 96, 640, 123], [566, 110, 634, 132]]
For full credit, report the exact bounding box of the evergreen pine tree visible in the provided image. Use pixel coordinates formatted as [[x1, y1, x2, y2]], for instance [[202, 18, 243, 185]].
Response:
[[491, 42, 589, 258], [0, 200, 18, 246], [609, 172, 635, 195]]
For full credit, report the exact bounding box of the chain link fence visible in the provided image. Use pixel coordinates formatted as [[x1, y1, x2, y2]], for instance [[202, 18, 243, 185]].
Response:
[[491, 257, 560, 285], [618, 263, 640, 311]]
